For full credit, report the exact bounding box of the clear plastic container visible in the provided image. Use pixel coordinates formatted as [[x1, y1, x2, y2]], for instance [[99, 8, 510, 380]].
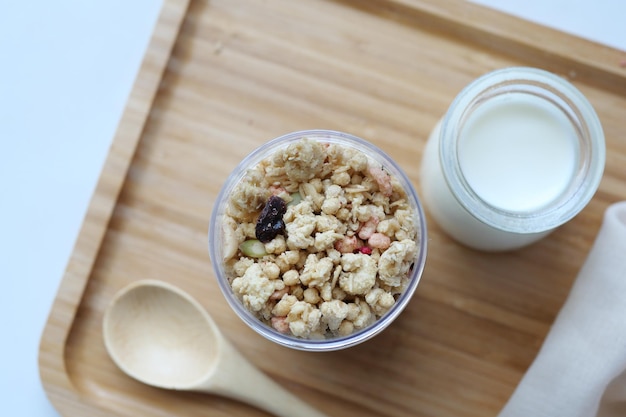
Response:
[[208, 130, 427, 351], [421, 67, 605, 251]]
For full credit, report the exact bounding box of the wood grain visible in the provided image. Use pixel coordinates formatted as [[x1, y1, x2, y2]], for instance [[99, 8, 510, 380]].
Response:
[[39, 0, 626, 416]]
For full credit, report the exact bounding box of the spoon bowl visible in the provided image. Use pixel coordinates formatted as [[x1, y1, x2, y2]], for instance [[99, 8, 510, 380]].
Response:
[[103, 280, 221, 390], [103, 280, 328, 417]]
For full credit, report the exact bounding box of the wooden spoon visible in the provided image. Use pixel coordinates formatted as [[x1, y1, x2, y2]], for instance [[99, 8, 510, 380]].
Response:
[[102, 280, 328, 417]]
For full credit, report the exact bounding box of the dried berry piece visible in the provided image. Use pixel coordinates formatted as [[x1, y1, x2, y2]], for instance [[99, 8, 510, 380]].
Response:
[[357, 246, 373, 255], [255, 195, 287, 243]]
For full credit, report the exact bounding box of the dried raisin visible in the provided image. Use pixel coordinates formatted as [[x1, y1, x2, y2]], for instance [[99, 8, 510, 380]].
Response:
[[255, 195, 287, 242]]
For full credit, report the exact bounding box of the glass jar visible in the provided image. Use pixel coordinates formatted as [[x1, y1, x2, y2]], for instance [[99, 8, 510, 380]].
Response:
[[209, 130, 428, 351], [420, 67, 605, 251]]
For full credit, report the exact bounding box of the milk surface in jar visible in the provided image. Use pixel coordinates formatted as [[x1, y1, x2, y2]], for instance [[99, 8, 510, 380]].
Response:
[[420, 67, 605, 251]]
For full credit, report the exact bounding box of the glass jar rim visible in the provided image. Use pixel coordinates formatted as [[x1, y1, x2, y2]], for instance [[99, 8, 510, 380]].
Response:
[[439, 67, 605, 233]]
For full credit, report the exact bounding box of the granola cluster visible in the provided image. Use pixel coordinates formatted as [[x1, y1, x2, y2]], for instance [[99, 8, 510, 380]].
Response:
[[221, 138, 419, 339]]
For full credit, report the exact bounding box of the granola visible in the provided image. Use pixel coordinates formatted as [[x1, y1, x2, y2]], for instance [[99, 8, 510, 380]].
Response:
[[223, 138, 419, 339]]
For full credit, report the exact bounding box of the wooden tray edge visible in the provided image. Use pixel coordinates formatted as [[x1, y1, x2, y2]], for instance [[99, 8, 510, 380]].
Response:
[[37, 0, 191, 413], [377, 0, 626, 93]]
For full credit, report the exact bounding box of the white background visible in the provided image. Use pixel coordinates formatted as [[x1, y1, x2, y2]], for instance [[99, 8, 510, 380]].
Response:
[[1, 1, 624, 415]]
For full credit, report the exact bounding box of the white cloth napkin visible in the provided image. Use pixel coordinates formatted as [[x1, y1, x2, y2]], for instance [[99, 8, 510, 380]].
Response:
[[498, 201, 626, 417]]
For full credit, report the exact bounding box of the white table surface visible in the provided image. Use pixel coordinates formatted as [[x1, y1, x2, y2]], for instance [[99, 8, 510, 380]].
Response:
[[1, 0, 624, 415]]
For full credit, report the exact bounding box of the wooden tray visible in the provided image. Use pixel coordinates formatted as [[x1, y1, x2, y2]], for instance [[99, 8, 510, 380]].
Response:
[[39, 0, 626, 416]]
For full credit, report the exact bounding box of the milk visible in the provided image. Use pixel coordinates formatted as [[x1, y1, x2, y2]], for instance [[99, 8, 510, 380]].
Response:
[[421, 94, 579, 251], [420, 67, 604, 252], [423, 126, 544, 251], [458, 93, 578, 213]]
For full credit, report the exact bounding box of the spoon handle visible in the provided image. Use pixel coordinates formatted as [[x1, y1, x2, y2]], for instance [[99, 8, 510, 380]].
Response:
[[199, 341, 329, 417]]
